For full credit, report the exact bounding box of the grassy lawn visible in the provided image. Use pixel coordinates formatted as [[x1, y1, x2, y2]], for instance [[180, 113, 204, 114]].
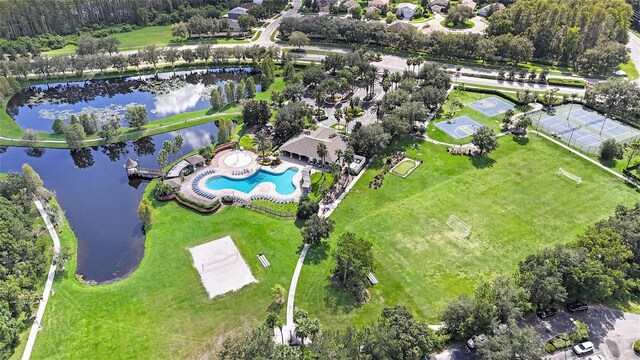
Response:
[[309, 171, 334, 202], [296, 135, 637, 326], [619, 60, 640, 81], [28, 186, 303, 359], [43, 26, 251, 56], [427, 90, 519, 144], [441, 20, 474, 29]]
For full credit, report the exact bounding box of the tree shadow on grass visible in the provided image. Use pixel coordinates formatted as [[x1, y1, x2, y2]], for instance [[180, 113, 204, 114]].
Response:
[[322, 281, 361, 315], [469, 155, 496, 169], [599, 157, 617, 169], [302, 241, 329, 265], [512, 136, 529, 146]]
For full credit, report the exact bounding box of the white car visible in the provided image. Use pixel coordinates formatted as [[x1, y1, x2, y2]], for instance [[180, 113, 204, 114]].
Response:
[[573, 341, 594, 355], [466, 334, 487, 350], [585, 355, 606, 360]]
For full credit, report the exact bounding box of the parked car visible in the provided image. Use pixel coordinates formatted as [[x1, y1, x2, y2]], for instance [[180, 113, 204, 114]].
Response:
[[466, 334, 487, 350], [585, 355, 606, 360], [568, 301, 588, 312], [573, 341, 594, 355], [537, 307, 558, 319]]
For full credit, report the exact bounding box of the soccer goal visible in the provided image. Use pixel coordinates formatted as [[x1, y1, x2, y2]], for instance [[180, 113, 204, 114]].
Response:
[[201, 253, 238, 272], [556, 168, 581, 186], [447, 214, 471, 237]]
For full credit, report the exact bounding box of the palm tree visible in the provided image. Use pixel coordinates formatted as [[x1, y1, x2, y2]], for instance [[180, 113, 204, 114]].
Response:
[[316, 143, 328, 177], [334, 107, 343, 133], [334, 149, 343, 166], [253, 129, 271, 160], [343, 147, 355, 174]]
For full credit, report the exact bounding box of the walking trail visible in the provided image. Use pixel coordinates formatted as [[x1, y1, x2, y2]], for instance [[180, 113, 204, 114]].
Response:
[[22, 200, 61, 360]]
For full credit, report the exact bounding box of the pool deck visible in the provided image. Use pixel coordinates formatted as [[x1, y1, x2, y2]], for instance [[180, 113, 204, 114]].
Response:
[[178, 149, 303, 205]]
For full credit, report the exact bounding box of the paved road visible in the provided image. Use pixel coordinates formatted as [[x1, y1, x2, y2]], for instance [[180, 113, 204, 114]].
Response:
[[22, 200, 61, 360], [627, 31, 640, 85]]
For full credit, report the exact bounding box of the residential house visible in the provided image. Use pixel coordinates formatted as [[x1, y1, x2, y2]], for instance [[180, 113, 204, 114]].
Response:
[[460, 0, 477, 10], [343, 0, 361, 12], [477, 2, 505, 17], [369, 0, 389, 9], [227, 7, 249, 20], [429, 0, 449, 14], [280, 126, 348, 165], [387, 21, 415, 32], [395, 3, 419, 20]]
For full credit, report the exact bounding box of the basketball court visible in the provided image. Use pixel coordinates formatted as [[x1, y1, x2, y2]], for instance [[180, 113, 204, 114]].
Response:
[[435, 116, 483, 139], [188, 235, 257, 298], [467, 96, 515, 117]]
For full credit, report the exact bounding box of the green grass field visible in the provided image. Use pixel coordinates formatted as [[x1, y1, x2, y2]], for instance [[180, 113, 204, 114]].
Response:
[[28, 190, 303, 359], [296, 136, 637, 326], [428, 90, 518, 144], [19, 126, 639, 358], [43, 26, 249, 56], [619, 60, 640, 81]]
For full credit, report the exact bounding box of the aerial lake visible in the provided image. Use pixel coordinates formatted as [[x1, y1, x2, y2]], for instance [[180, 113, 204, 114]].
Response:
[[0, 67, 259, 283], [7, 67, 257, 132]]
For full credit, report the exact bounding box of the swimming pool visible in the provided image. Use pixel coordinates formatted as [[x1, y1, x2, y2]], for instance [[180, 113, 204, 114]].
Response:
[[204, 168, 298, 195]]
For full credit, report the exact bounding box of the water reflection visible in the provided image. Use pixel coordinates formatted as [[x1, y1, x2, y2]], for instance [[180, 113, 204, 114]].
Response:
[[0, 122, 219, 283], [7, 68, 257, 131]]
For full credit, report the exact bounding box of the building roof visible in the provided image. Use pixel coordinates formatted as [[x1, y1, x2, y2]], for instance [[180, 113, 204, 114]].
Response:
[[343, 0, 360, 10], [461, 0, 476, 9], [185, 154, 206, 166], [396, 2, 418, 10], [387, 21, 415, 32], [240, 2, 260, 9], [280, 125, 348, 163], [369, 0, 389, 8], [430, 0, 449, 6], [124, 158, 138, 169], [478, 2, 505, 16], [228, 7, 249, 15], [430, 4, 445, 13]]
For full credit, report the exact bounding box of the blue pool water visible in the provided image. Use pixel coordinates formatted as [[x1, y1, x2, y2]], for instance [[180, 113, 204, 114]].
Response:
[[204, 168, 298, 195]]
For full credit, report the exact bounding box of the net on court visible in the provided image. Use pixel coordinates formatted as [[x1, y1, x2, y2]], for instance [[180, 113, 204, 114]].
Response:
[[467, 96, 516, 117], [533, 104, 640, 154], [435, 116, 483, 140], [188, 235, 257, 298]]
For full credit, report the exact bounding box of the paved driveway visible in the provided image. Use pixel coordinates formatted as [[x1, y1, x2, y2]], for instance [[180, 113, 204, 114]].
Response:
[[521, 305, 640, 360]]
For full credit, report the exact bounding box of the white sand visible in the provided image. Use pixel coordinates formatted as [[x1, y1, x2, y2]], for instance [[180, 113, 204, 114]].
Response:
[[188, 236, 257, 298]]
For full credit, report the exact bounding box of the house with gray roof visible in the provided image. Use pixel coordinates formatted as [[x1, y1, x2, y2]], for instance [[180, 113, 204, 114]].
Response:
[[395, 3, 418, 20], [280, 125, 348, 165]]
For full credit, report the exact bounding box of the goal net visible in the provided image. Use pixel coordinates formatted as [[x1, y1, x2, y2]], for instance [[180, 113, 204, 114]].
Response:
[[201, 253, 238, 272], [556, 168, 581, 186], [447, 214, 471, 237]]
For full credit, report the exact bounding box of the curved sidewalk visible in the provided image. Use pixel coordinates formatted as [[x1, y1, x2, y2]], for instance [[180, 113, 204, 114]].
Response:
[[22, 200, 61, 360]]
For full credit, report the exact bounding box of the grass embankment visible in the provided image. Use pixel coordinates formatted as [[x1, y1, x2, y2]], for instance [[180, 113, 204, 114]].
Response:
[[427, 90, 521, 144], [43, 26, 249, 56], [297, 136, 637, 326], [29, 186, 302, 359]]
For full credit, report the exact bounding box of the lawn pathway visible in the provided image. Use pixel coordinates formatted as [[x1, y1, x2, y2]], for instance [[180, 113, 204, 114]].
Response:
[[22, 200, 61, 360], [280, 243, 309, 345]]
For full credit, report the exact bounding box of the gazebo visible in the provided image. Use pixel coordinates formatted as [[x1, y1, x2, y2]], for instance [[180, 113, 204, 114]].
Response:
[[185, 154, 206, 170]]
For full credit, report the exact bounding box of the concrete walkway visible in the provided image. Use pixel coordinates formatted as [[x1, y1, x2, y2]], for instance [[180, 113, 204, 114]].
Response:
[[278, 243, 309, 345], [22, 200, 61, 360]]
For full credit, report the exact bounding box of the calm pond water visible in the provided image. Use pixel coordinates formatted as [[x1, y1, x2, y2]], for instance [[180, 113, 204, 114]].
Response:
[[0, 123, 217, 283], [7, 68, 258, 132]]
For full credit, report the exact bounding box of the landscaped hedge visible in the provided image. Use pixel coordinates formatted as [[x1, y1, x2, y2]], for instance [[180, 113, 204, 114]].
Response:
[[175, 192, 221, 214], [634, 339, 640, 355]]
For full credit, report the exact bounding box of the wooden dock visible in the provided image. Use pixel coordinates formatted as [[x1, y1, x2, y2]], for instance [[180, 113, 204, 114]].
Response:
[[124, 158, 162, 179]]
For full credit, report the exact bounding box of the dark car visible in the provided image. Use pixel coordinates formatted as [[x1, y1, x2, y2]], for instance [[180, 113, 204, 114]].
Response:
[[567, 301, 588, 313], [537, 307, 558, 319]]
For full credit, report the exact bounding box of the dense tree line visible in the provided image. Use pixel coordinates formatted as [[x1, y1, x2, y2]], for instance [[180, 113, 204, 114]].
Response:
[[586, 78, 640, 123], [486, 0, 632, 63], [280, 3, 631, 71], [219, 305, 443, 359], [0, 0, 226, 39], [0, 165, 58, 359], [0, 45, 281, 81], [441, 203, 640, 342]]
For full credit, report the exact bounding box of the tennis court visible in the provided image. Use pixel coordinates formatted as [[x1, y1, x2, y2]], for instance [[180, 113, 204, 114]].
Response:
[[435, 116, 482, 139], [467, 96, 515, 117], [533, 105, 640, 154]]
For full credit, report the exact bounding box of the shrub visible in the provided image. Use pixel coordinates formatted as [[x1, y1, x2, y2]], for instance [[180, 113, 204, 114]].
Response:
[[176, 192, 220, 211], [599, 138, 624, 161], [154, 182, 174, 197], [634, 340, 640, 354], [296, 196, 319, 219]]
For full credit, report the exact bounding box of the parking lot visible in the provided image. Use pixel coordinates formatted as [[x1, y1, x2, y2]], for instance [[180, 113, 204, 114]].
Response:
[[434, 305, 639, 360], [522, 305, 640, 360]]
